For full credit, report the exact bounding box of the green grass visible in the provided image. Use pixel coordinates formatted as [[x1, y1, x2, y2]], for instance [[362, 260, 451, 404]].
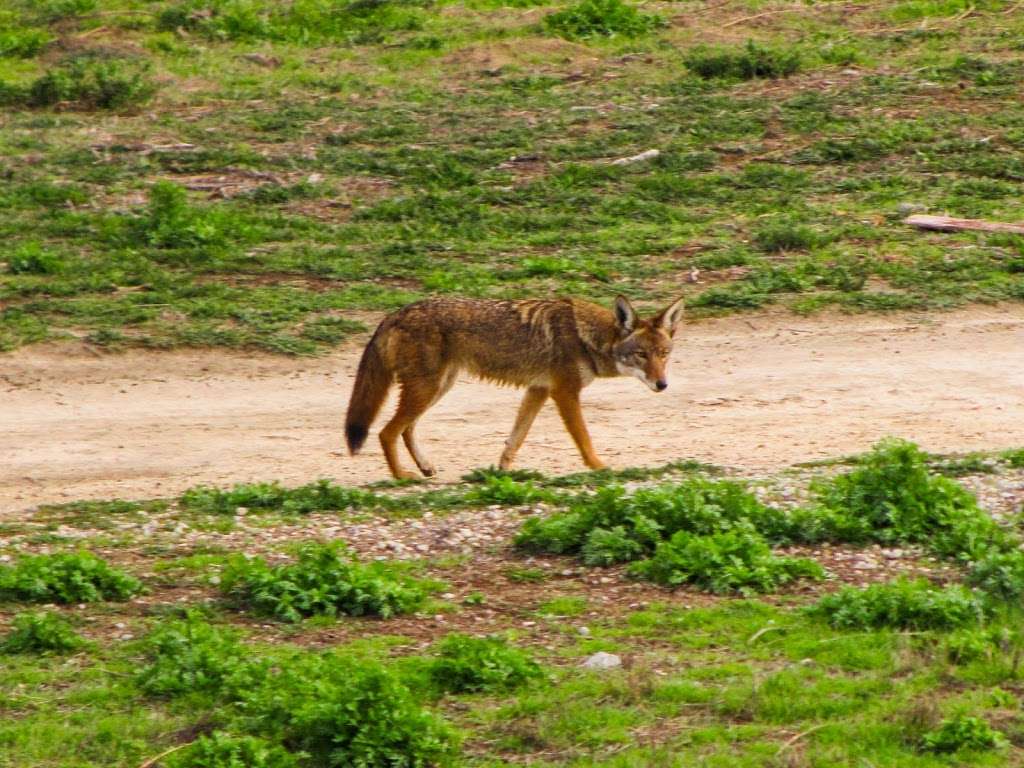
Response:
[[0, 0, 1023, 353], [3, 598, 1022, 767]]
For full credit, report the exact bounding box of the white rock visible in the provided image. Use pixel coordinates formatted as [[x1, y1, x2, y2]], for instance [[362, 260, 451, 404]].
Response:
[[611, 149, 660, 166], [582, 652, 621, 670], [577, 626, 591, 637]]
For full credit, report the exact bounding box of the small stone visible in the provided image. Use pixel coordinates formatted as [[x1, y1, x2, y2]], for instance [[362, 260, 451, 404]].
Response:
[[581, 652, 621, 671], [897, 202, 926, 215], [235, 507, 248, 515], [577, 626, 591, 637], [853, 560, 878, 570]]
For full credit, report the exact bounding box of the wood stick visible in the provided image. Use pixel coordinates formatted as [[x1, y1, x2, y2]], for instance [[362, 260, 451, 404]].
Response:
[[138, 743, 191, 768], [722, 8, 790, 27], [903, 214, 1024, 235], [776, 723, 828, 755]]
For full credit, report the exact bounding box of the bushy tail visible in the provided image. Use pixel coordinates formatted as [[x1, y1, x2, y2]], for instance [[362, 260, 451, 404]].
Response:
[[345, 332, 391, 454]]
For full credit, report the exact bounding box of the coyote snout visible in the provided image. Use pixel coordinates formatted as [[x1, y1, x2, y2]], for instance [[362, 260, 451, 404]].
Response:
[[344, 294, 685, 479]]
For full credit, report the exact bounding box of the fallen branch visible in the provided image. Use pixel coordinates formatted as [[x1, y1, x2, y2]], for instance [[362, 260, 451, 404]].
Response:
[[138, 743, 191, 768], [722, 8, 791, 27], [776, 724, 828, 756], [610, 149, 660, 166], [903, 214, 1024, 235]]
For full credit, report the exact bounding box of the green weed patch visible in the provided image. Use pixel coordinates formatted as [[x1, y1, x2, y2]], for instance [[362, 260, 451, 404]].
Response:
[[136, 612, 251, 698], [543, 0, 664, 40], [685, 41, 801, 80], [4, 54, 156, 110], [221, 542, 439, 621], [181, 479, 379, 515], [428, 634, 542, 693], [807, 579, 987, 631], [516, 479, 823, 593], [166, 733, 298, 768], [631, 527, 823, 594], [234, 653, 459, 767], [0, 551, 143, 604], [156, 0, 431, 45], [922, 714, 1009, 753], [0, 611, 85, 654]]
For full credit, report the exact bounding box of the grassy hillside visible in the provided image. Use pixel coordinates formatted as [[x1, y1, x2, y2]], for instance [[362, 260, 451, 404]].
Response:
[[1, 0, 1023, 353]]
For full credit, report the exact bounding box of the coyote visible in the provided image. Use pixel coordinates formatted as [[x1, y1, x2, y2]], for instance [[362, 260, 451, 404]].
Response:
[[344, 295, 685, 479]]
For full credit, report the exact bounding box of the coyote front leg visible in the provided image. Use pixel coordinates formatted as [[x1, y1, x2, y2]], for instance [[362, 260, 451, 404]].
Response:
[[551, 385, 606, 471], [499, 385, 549, 469]]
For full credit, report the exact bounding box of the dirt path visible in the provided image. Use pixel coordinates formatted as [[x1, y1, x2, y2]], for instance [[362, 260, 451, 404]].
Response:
[[2, 306, 1023, 512]]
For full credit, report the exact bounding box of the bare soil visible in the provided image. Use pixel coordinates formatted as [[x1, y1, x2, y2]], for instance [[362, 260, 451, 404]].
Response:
[[3, 306, 1023, 513]]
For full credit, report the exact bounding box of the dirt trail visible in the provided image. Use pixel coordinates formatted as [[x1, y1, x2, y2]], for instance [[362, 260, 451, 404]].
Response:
[[2, 306, 1023, 512]]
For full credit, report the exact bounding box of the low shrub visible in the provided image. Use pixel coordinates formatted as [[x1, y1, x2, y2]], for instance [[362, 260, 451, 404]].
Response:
[[0, 28, 52, 59], [1002, 448, 1024, 468], [581, 525, 644, 566], [130, 181, 234, 251], [921, 714, 1008, 753], [809, 439, 1011, 559], [630, 527, 823, 594], [166, 733, 298, 768], [235, 654, 459, 767], [0, 551, 143, 603], [544, 0, 665, 40], [516, 479, 793, 557], [0, 611, 85, 654], [24, 55, 156, 110], [429, 634, 542, 694], [156, 0, 429, 45], [6, 242, 65, 275], [221, 542, 436, 622], [942, 628, 1000, 664], [965, 550, 1024, 601], [136, 613, 251, 698], [807, 579, 986, 631], [181, 478, 376, 514], [465, 476, 553, 506], [752, 220, 823, 253], [685, 41, 801, 80]]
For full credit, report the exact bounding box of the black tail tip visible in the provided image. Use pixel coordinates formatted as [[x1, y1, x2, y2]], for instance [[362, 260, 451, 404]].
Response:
[[346, 423, 368, 454]]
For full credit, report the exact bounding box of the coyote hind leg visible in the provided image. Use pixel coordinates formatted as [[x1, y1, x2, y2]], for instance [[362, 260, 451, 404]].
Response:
[[380, 379, 444, 480], [499, 385, 549, 470], [400, 370, 456, 477]]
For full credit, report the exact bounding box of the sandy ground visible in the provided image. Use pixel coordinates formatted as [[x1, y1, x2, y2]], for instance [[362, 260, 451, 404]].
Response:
[[2, 306, 1023, 513]]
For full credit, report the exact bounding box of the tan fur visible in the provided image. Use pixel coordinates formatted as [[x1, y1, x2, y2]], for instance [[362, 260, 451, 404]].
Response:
[[344, 295, 684, 479]]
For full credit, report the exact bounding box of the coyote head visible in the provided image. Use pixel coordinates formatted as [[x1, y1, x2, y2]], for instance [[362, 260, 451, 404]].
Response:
[[612, 295, 685, 392]]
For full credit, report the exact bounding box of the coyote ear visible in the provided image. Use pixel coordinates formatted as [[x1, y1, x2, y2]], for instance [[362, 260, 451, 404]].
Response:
[[655, 296, 685, 337], [614, 295, 637, 334]]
